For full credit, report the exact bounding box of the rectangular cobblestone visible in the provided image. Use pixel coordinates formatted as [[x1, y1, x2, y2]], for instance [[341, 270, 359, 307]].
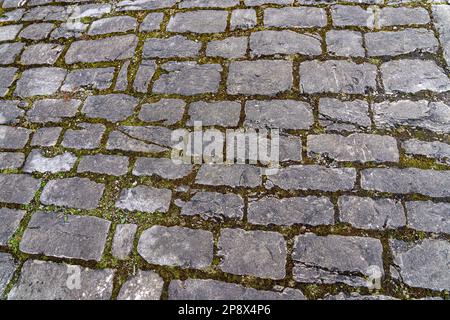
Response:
[[264, 7, 327, 28], [0, 174, 40, 204]]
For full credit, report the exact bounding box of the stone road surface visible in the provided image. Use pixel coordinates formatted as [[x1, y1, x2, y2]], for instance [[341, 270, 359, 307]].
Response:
[[0, 0, 450, 300]]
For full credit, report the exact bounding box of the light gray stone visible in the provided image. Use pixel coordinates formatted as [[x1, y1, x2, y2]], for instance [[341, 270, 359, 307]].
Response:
[[117, 270, 164, 300], [153, 62, 222, 95], [248, 196, 334, 226], [293, 233, 384, 286], [41, 177, 105, 209], [381, 59, 450, 93], [361, 168, 450, 197], [0, 67, 17, 96], [22, 5, 68, 21], [140, 12, 164, 32], [112, 224, 137, 260], [207, 37, 247, 59], [231, 9, 256, 30], [0, 208, 25, 246], [20, 43, 64, 65], [138, 226, 214, 269], [61, 67, 115, 92], [8, 260, 114, 300], [379, 7, 430, 27], [218, 228, 286, 280], [227, 60, 293, 96], [326, 292, 397, 300], [331, 5, 374, 27], [169, 279, 306, 300], [403, 139, 450, 165], [0, 24, 22, 41], [115, 61, 130, 91], [31, 127, 61, 147], [246, 0, 293, 5], [116, 185, 172, 213], [178, 192, 244, 220], [18, 22, 54, 40], [133, 157, 193, 180], [279, 134, 302, 162], [117, 0, 178, 11], [433, 5, 450, 66], [179, 0, 239, 8], [300, 60, 377, 94], [188, 101, 241, 127], [0, 125, 29, 149], [24, 150, 76, 173], [250, 30, 322, 57], [82, 94, 138, 122], [107, 126, 173, 153], [143, 36, 201, 58], [406, 201, 450, 234], [244, 100, 313, 130], [78, 154, 129, 176], [326, 30, 364, 57], [0, 100, 23, 124], [133, 60, 156, 93], [264, 7, 327, 28], [167, 10, 228, 34], [0, 42, 24, 64], [0, 152, 24, 169], [319, 98, 371, 131], [268, 165, 356, 192], [196, 164, 261, 187], [0, 174, 40, 204], [139, 99, 185, 125], [27, 99, 80, 123], [88, 16, 137, 35], [0, 253, 17, 295], [15, 67, 66, 97], [390, 239, 450, 291], [62, 123, 105, 149], [339, 196, 406, 230]]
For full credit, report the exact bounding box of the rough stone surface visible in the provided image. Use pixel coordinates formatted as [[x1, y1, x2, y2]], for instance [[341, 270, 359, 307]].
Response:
[[0, 253, 17, 295], [138, 226, 214, 269], [0, 126, 30, 149], [78, 154, 129, 176], [117, 270, 164, 300], [61, 68, 115, 92], [31, 127, 61, 147], [116, 185, 172, 213], [8, 260, 114, 300], [62, 123, 105, 150], [188, 101, 241, 127], [20, 43, 63, 65], [326, 30, 364, 57], [138, 99, 185, 125], [406, 201, 450, 234], [0, 174, 41, 205], [20, 211, 110, 261], [264, 7, 327, 28], [41, 177, 105, 209], [0, 208, 25, 245], [402, 139, 450, 165], [144, 36, 201, 58], [27, 99, 80, 123], [319, 98, 371, 131], [112, 224, 137, 260], [178, 192, 244, 220], [24, 149, 77, 173], [15, 67, 66, 97], [82, 94, 138, 122], [218, 228, 286, 280], [167, 10, 228, 34], [231, 9, 256, 30], [0, 152, 24, 169], [207, 37, 247, 59], [88, 16, 136, 35], [133, 157, 193, 180], [196, 164, 261, 188]]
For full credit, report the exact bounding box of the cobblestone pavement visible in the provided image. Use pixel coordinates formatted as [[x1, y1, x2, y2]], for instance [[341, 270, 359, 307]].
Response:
[[0, 0, 449, 300]]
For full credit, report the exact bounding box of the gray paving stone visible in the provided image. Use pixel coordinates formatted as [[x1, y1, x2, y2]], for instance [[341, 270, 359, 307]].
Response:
[[70, 4, 112, 20], [381, 59, 450, 93], [133, 60, 156, 93], [88, 16, 137, 35], [231, 9, 256, 30], [390, 239, 450, 291], [78, 154, 129, 176], [307, 133, 399, 163], [153, 62, 222, 96], [20, 211, 110, 261], [27, 99, 80, 123], [0, 8, 24, 22], [0, 174, 40, 204], [0, 100, 23, 124], [403, 139, 450, 165], [0, 208, 25, 246], [331, 5, 374, 28], [41, 177, 104, 209], [300, 60, 377, 94], [18, 23, 54, 40], [246, 0, 292, 4], [268, 165, 356, 192], [319, 98, 371, 131], [138, 226, 214, 269], [326, 292, 397, 300], [139, 99, 185, 125], [379, 7, 430, 27], [339, 196, 406, 230], [0, 126, 30, 149], [133, 157, 193, 180], [0, 42, 24, 64], [218, 228, 286, 280], [433, 5, 450, 66], [361, 168, 450, 197], [227, 60, 292, 96], [0, 24, 22, 41], [179, 0, 239, 7], [167, 10, 228, 34], [0, 67, 18, 96], [0, 253, 17, 295], [22, 5, 68, 21], [143, 36, 201, 58], [279, 134, 302, 162], [112, 224, 137, 260], [207, 37, 247, 59], [115, 61, 130, 91], [406, 201, 450, 234], [366, 29, 439, 57], [65, 35, 138, 64], [62, 123, 105, 150], [31, 127, 62, 147], [250, 30, 322, 57], [15, 67, 66, 97], [24, 149, 76, 173], [8, 260, 114, 300], [169, 279, 306, 300], [20, 43, 64, 65], [326, 30, 364, 57], [117, 270, 164, 300], [248, 196, 334, 227], [244, 100, 313, 130], [116, 185, 172, 213], [188, 101, 241, 127], [293, 233, 384, 286], [178, 192, 244, 220], [140, 12, 164, 32], [107, 126, 173, 153], [0, 152, 24, 169], [196, 164, 261, 187], [373, 100, 450, 133], [61, 67, 115, 92], [82, 94, 138, 122], [117, 0, 178, 11], [50, 23, 87, 40], [264, 7, 327, 28]]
